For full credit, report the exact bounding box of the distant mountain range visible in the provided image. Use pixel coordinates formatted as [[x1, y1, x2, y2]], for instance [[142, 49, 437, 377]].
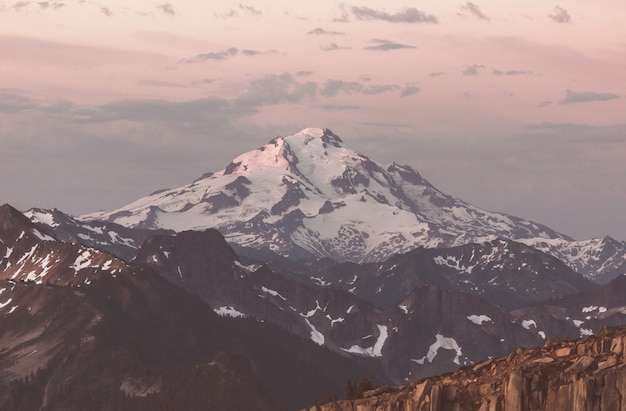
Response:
[[75, 128, 626, 283], [3, 127, 626, 409]]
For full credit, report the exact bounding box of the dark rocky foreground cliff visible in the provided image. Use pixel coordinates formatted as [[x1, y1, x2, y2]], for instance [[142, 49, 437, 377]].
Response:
[[305, 324, 626, 411]]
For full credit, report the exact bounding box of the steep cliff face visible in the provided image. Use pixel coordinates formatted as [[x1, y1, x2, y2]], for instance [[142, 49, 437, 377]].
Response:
[[306, 325, 626, 411]]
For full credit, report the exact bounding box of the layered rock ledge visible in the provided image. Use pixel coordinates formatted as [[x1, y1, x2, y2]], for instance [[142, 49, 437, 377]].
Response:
[[305, 325, 626, 411]]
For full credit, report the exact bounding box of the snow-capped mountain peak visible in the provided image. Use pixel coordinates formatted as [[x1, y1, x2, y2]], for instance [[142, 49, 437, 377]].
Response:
[[80, 128, 568, 263]]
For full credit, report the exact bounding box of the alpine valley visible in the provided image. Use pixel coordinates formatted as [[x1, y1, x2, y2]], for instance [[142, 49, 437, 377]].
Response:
[[3, 128, 626, 410]]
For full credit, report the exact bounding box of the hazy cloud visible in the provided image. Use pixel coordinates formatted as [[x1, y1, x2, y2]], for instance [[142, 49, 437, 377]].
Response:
[[363, 84, 399, 95], [319, 104, 360, 112], [364, 38, 416, 51], [492, 68, 533, 76], [400, 86, 420, 97], [460, 2, 489, 21], [295, 70, 314, 77], [559, 89, 620, 105], [321, 43, 351, 51], [321, 80, 363, 97], [180, 47, 238, 63], [351, 6, 438, 23], [429, 71, 445, 77], [308, 27, 345, 35], [100, 6, 112, 17], [157, 3, 175, 16], [38, 1, 65, 10], [549, 6, 571, 23], [11, 1, 31, 11], [235, 73, 317, 106], [462, 64, 485, 75], [319, 79, 401, 96]]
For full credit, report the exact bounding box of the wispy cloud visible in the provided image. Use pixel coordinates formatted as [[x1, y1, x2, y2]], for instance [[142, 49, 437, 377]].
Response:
[[308, 27, 345, 36], [239, 4, 262, 15], [429, 71, 445, 77], [549, 5, 571, 23], [559, 90, 619, 105], [180, 47, 238, 63], [241, 49, 278, 56], [492, 68, 533, 76], [321, 43, 351, 51], [157, 3, 175, 16], [215, 4, 262, 19], [215, 9, 238, 19], [351, 6, 438, 24], [364, 39, 416, 51], [460, 2, 489, 21], [462, 64, 485, 75], [100, 6, 112, 17]]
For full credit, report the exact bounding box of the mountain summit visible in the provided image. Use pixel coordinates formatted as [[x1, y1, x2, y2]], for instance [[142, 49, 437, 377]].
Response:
[[81, 128, 569, 262]]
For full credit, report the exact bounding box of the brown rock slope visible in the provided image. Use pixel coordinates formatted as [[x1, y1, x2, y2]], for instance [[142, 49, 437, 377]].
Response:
[[306, 324, 626, 411]]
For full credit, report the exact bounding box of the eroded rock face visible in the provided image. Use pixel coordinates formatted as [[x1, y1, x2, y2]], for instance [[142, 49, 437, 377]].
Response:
[[305, 325, 626, 411]]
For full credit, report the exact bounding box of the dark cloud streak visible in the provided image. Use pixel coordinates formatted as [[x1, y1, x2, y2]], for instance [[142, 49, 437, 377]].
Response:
[[559, 90, 620, 105], [364, 39, 416, 51], [351, 6, 438, 23], [321, 43, 351, 51], [308, 27, 345, 35]]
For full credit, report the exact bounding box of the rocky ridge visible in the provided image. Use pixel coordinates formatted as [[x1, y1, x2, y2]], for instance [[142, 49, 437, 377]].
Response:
[[306, 325, 626, 411]]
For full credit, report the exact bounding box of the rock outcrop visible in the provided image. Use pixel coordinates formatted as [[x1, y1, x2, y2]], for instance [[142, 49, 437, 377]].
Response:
[[305, 325, 626, 411]]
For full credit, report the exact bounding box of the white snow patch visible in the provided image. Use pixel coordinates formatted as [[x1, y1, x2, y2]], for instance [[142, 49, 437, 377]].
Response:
[[413, 333, 463, 365], [214, 306, 246, 318], [235, 260, 261, 272], [102, 260, 113, 271], [538, 331, 546, 339], [467, 314, 492, 325], [304, 318, 325, 345], [582, 305, 598, 313], [573, 319, 584, 327], [261, 286, 287, 301], [599, 306, 607, 313], [3, 247, 13, 259], [8, 305, 18, 314], [522, 320, 537, 329], [346, 304, 355, 314], [0, 298, 12, 309], [343, 325, 388, 357], [580, 328, 593, 336], [399, 305, 409, 314], [325, 314, 344, 326], [32, 229, 55, 241], [71, 250, 92, 272], [310, 276, 329, 286]]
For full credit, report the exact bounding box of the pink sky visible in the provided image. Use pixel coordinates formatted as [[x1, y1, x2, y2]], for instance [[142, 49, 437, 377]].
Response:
[[1, 1, 625, 240]]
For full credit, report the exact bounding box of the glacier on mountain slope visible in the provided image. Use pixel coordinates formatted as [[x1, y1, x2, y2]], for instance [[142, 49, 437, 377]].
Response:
[[78, 128, 620, 269]]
